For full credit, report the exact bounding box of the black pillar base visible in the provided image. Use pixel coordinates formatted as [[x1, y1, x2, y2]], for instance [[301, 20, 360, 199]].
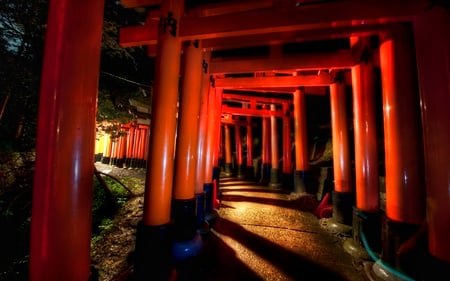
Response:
[[223, 163, 233, 176], [293, 170, 307, 194], [343, 208, 381, 260], [236, 164, 246, 179], [132, 222, 174, 281], [260, 163, 271, 185], [268, 168, 282, 188], [371, 216, 428, 280], [171, 198, 197, 242], [94, 153, 103, 162], [332, 190, 354, 226], [282, 173, 293, 191], [195, 192, 206, 228], [101, 156, 110, 164], [245, 165, 255, 181], [204, 183, 214, 214]]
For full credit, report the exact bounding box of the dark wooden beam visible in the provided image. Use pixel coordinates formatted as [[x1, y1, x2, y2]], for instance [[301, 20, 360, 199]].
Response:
[[119, 0, 426, 49], [222, 93, 292, 105], [120, 0, 160, 8], [209, 51, 355, 74], [222, 105, 285, 117], [215, 73, 333, 88], [180, 0, 425, 40]]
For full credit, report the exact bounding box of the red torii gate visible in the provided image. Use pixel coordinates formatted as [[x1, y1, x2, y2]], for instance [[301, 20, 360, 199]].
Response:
[[29, 1, 450, 281]]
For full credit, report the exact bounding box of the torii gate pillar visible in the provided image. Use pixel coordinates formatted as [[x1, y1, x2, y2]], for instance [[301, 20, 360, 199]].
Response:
[[29, 0, 105, 280]]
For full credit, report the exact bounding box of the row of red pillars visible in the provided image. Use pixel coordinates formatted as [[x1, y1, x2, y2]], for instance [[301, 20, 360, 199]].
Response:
[[29, 1, 449, 280], [95, 122, 150, 169]]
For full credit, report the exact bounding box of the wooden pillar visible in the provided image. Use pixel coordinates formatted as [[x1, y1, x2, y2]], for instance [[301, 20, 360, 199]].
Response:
[[235, 122, 245, 178], [135, 0, 184, 279], [330, 81, 354, 226], [413, 5, 450, 274], [375, 22, 426, 280], [195, 50, 211, 226], [344, 36, 381, 258], [246, 115, 254, 179], [125, 124, 135, 168], [101, 133, 112, 164], [94, 131, 104, 162], [171, 39, 203, 259], [261, 107, 271, 184], [269, 104, 282, 187], [212, 87, 223, 208], [29, 0, 104, 280], [223, 124, 233, 176], [293, 87, 309, 193], [282, 103, 293, 187]]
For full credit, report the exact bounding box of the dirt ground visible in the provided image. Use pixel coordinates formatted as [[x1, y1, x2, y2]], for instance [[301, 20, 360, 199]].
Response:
[[91, 163, 147, 281]]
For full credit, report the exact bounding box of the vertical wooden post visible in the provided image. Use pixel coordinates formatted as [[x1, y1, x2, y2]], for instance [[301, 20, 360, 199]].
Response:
[[261, 106, 271, 184], [171, 39, 203, 260], [195, 50, 211, 227], [413, 5, 450, 275], [330, 81, 353, 226], [235, 121, 245, 178], [344, 36, 381, 258], [135, 0, 184, 279], [246, 115, 254, 179], [212, 87, 223, 208], [293, 87, 309, 193], [282, 103, 293, 187], [269, 104, 282, 187], [375, 23, 426, 280], [223, 124, 233, 176], [29, 0, 104, 280]]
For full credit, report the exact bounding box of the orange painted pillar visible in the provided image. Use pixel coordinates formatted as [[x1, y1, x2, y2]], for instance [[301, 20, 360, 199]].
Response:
[[413, 6, 450, 275], [130, 126, 139, 168], [94, 130, 104, 162], [195, 50, 212, 226], [269, 104, 282, 187], [110, 137, 118, 166], [223, 124, 233, 176], [134, 0, 183, 279], [138, 125, 147, 168], [125, 124, 135, 168], [330, 81, 354, 226], [282, 103, 293, 187], [261, 107, 271, 184], [293, 87, 309, 193], [205, 86, 219, 184], [203, 85, 218, 216], [211, 87, 223, 208], [29, 0, 104, 280], [235, 122, 245, 178], [131, 127, 140, 168], [375, 23, 426, 279], [116, 127, 126, 168], [246, 115, 254, 179], [172, 40, 203, 251], [101, 133, 112, 164], [345, 36, 381, 256], [142, 125, 149, 169]]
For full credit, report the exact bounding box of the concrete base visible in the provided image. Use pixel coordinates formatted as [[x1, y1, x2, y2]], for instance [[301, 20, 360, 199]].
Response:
[[319, 217, 352, 238], [372, 260, 410, 281], [343, 238, 370, 261]]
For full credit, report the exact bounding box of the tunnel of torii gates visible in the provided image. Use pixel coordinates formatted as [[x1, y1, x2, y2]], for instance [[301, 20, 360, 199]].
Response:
[[28, 0, 449, 280]]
